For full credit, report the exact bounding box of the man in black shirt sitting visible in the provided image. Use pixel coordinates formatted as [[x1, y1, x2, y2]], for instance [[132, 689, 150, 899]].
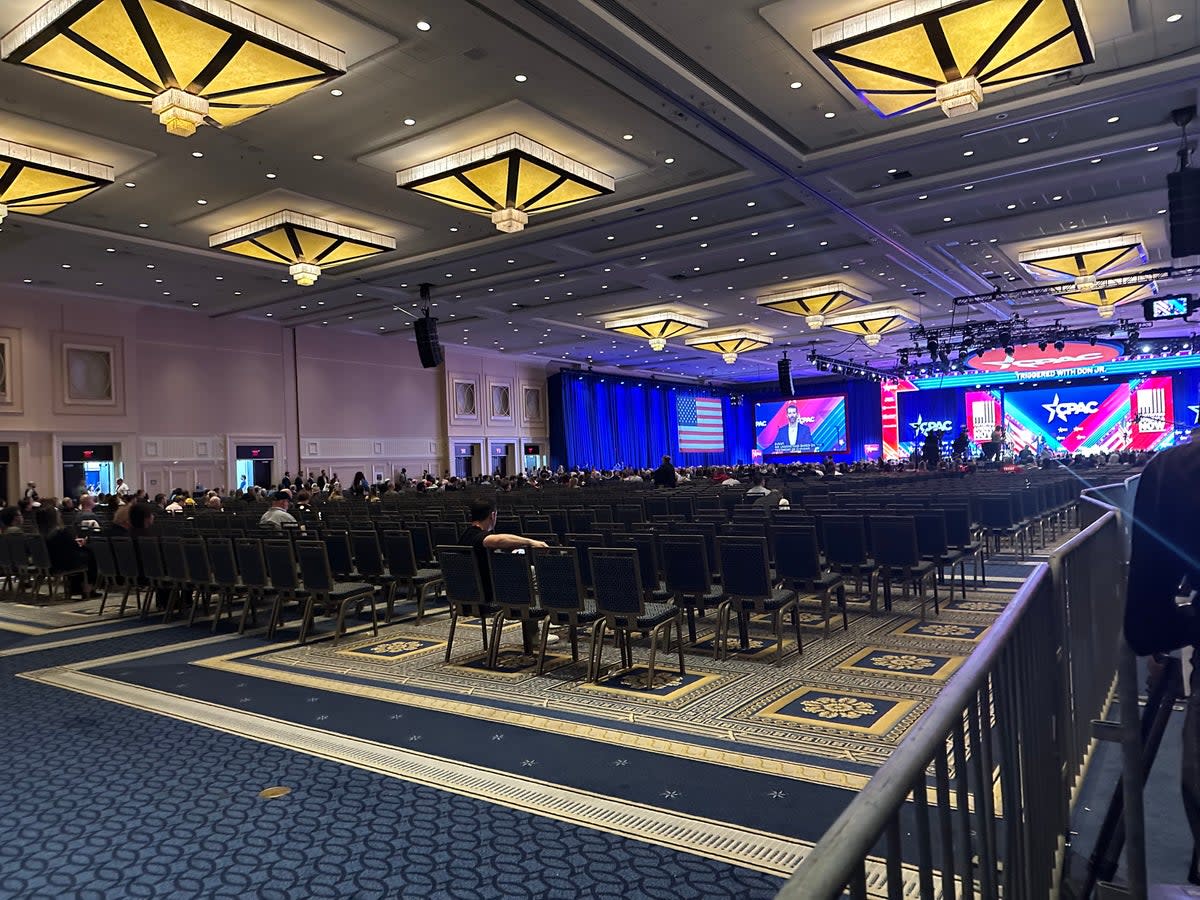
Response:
[[459, 498, 552, 651], [1126, 440, 1200, 882]]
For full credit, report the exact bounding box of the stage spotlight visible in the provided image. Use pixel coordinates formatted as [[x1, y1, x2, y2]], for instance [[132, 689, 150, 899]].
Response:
[[1129, 328, 1140, 342], [926, 337, 939, 354], [1038, 340, 1048, 351], [1088, 335, 1098, 346], [1003, 344, 1015, 363], [1054, 339, 1065, 352]]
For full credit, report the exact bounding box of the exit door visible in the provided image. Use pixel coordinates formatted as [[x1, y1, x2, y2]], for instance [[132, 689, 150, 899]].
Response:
[[62, 444, 116, 498]]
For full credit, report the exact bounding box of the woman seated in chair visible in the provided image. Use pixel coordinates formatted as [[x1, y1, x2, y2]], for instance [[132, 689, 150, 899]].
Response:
[[35, 506, 98, 598]]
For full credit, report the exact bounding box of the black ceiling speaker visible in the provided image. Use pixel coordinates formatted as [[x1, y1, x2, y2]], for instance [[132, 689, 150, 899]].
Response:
[[1169, 106, 1200, 259], [413, 283, 444, 368], [777, 352, 794, 397]]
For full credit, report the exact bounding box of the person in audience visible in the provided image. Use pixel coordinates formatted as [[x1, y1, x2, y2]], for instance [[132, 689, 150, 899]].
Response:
[[459, 498, 553, 648], [114, 478, 131, 498], [1126, 435, 1200, 883], [351, 471, 369, 498], [35, 506, 97, 598], [74, 495, 100, 533], [652, 455, 677, 488], [317, 470, 328, 490], [1, 506, 23, 534], [745, 474, 771, 499], [201, 495, 223, 514], [280, 471, 292, 489], [259, 490, 297, 529], [164, 493, 186, 514]]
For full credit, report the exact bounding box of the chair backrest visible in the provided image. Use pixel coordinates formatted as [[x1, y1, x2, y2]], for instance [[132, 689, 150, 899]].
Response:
[[407, 521, 436, 565], [979, 495, 1015, 528], [614, 531, 658, 593], [206, 537, 239, 587], [382, 530, 419, 578], [643, 495, 670, 519], [566, 533, 604, 588], [350, 532, 386, 577], [870, 516, 921, 568], [567, 508, 596, 533], [668, 495, 695, 521], [26, 534, 51, 569], [773, 526, 823, 583], [488, 549, 536, 612], [437, 545, 487, 606], [614, 504, 644, 528], [674, 522, 718, 574], [110, 535, 140, 580], [430, 522, 459, 547], [942, 505, 974, 547], [912, 511, 949, 557], [296, 541, 335, 593], [659, 534, 712, 596], [531, 546, 585, 614], [234, 539, 268, 589], [822, 515, 870, 567], [323, 531, 355, 577], [263, 540, 300, 591], [136, 536, 165, 580], [521, 514, 551, 534], [161, 537, 189, 582], [546, 509, 569, 539], [90, 535, 118, 579], [589, 547, 645, 623], [181, 537, 212, 583], [717, 537, 772, 599]]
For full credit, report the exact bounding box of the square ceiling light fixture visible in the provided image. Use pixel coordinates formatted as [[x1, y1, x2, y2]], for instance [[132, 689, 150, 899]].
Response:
[[756, 282, 870, 328], [1054, 281, 1155, 319], [1017, 234, 1147, 280], [396, 133, 615, 233], [1, 0, 345, 137], [603, 309, 708, 351], [0, 138, 112, 223], [812, 0, 1094, 118], [685, 328, 773, 364], [822, 306, 914, 346], [209, 211, 394, 286]]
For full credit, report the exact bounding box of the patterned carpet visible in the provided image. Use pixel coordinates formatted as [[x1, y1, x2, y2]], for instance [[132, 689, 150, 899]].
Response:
[[0, 550, 1056, 897]]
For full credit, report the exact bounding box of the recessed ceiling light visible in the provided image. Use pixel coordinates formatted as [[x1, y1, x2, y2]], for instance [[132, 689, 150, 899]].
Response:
[[1106, 115, 1120, 124], [819, 240, 828, 246], [311, 154, 324, 160], [664, 157, 675, 164], [1147, 145, 1159, 152], [746, 201, 756, 207], [266, 172, 276, 178], [449, 226, 458, 232], [196, 199, 207, 204], [330, 88, 343, 96], [138, 223, 149, 228], [1167, 13, 1182, 22], [1157, 208, 1167, 214], [191, 151, 203, 158], [962, 150, 974, 157], [655, 223, 664, 229], [1006, 203, 1017, 209], [622, 133, 633, 141], [105, 247, 115, 253], [942, 216, 952, 222], [917, 194, 928, 200], [403, 117, 416, 126], [1052, 194, 1063, 200], [514, 74, 527, 82], [823, 111, 836, 118], [1090, 157, 1102, 164], [964, 184, 974, 190], [162, 291, 170, 295], [234, 291, 242, 295], [886, 167, 897, 174], [266, 312, 273, 317], [737, 257, 745, 262], [789, 81, 802, 89], [417, 20, 431, 30], [155, 278, 162, 283], [191, 302, 200, 307], [124, 181, 135, 188], [699, 242, 708, 248], [22, 278, 31, 283], [146, 264, 155, 269]]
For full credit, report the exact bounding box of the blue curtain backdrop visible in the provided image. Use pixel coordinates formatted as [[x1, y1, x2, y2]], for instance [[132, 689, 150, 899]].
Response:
[[548, 371, 882, 469]]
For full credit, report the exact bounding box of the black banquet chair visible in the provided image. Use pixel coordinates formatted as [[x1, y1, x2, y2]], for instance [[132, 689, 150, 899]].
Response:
[[715, 537, 801, 666]]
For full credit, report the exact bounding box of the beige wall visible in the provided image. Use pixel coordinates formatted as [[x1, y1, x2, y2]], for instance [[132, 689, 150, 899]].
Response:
[[0, 287, 549, 499]]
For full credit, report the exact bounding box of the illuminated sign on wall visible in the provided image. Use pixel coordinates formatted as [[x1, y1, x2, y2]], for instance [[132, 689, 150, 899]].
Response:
[[966, 342, 1121, 376]]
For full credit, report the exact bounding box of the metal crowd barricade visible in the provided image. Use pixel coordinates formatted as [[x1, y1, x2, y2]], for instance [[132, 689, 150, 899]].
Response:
[[777, 509, 1126, 900]]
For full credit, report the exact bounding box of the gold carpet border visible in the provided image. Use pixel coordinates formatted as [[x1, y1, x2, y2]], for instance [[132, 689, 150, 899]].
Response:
[[199, 651, 874, 791], [21, 666, 931, 894], [0, 622, 176, 657]]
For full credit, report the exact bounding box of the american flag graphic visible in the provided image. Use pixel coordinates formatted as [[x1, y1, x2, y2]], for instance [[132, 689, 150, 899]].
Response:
[[677, 395, 725, 452]]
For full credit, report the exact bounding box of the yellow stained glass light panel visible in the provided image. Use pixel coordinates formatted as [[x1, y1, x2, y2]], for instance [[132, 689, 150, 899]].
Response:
[[1054, 285, 1146, 307], [1021, 244, 1144, 278], [1, 0, 345, 131], [813, 0, 1093, 118], [758, 291, 858, 318], [209, 213, 395, 273], [0, 145, 112, 216]]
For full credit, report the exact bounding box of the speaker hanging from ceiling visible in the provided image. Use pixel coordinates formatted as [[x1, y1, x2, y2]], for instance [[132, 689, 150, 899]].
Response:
[[1169, 106, 1200, 259], [413, 283, 444, 368], [777, 352, 794, 397]]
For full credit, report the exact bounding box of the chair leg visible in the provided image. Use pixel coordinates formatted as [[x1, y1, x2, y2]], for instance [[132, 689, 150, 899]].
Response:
[[792, 604, 803, 657], [298, 597, 317, 644], [714, 600, 731, 660], [589, 620, 607, 682], [821, 588, 831, 638], [488, 611, 506, 668], [238, 589, 256, 635], [536, 617, 551, 676], [675, 615, 686, 676], [445, 608, 459, 662], [773, 609, 784, 667], [646, 625, 659, 687], [839, 585, 849, 630]]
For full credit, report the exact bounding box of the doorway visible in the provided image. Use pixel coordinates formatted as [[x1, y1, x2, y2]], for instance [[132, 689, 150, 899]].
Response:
[[491, 444, 514, 477], [453, 443, 478, 479], [62, 444, 117, 498], [0, 444, 12, 504], [235, 444, 274, 491]]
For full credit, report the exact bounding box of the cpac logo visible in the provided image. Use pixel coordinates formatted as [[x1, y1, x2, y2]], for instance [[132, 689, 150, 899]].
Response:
[[910, 414, 953, 436], [976, 351, 1106, 371], [1042, 394, 1099, 423]]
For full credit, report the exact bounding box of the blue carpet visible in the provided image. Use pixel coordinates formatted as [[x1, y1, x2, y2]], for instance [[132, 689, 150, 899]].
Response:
[[0, 631, 784, 898]]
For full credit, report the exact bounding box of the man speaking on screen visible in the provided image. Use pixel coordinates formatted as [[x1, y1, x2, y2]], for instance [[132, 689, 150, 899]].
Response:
[[776, 403, 814, 452]]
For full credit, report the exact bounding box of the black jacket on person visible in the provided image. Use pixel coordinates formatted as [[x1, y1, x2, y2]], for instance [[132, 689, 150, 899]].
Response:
[[44, 527, 87, 573], [1126, 441, 1200, 655], [652, 462, 677, 488]]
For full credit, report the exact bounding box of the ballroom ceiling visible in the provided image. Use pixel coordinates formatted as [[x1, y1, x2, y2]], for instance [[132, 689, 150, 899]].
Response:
[[0, 0, 1197, 383]]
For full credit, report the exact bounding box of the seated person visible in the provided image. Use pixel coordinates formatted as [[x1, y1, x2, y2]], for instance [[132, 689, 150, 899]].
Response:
[[258, 490, 297, 529], [35, 506, 96, 598]]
